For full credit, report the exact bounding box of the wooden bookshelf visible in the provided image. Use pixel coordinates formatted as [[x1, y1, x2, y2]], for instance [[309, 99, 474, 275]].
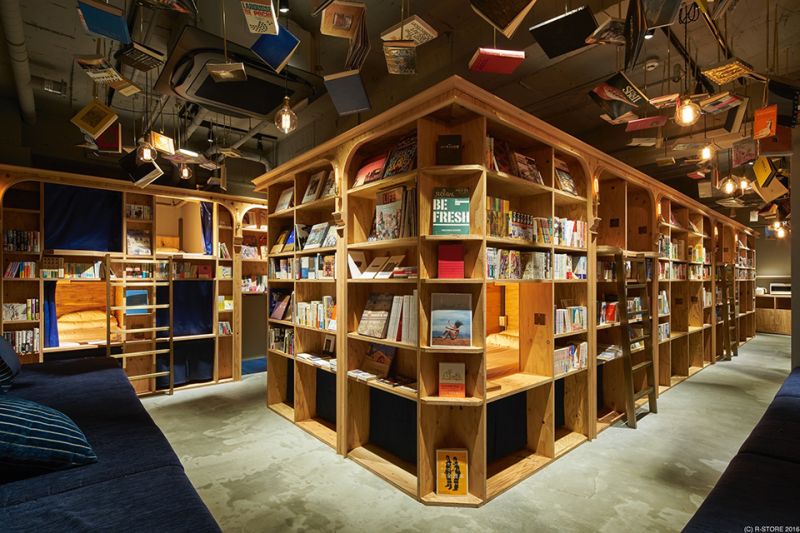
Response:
[[252, 76, 756, 506]]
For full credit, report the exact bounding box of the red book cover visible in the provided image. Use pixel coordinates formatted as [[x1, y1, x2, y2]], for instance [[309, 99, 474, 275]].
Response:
[[605, 302, 617, 323], [468, 48, 525, 74], [95, 122, 123, 153], [438, 243, 465, 279], [624, 115, 668, 132]]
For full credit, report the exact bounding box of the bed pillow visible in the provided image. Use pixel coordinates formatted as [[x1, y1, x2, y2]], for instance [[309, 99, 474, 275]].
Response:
[[0, 395, 97, 481], [0, 337, 21, 393]]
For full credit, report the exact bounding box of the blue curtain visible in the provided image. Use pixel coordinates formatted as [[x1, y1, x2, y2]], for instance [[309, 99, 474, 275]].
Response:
[[44, 184, 122, 251], [156, 280, 213, 337], [369, 389, 417, 465], [43, 281, 59, 348], [487, 392, 527, 464], [200, 202, 213, 255], [156, 339, 214, 389]]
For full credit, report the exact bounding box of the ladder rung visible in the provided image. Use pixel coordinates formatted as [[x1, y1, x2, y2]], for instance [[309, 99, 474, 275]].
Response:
[[110, 259, 166, 264], [119, 327, 170, 334], [628, 309, 649, 316], [110, 304, 170, 311], [111, 281, 169, 287], [626, 284, 647, 289], [632, 361, 652, 372], [634, 387, 654, 400], [111, 349, 170, 359], [627, 258, 646, 263], [128, 371, 170, 381]]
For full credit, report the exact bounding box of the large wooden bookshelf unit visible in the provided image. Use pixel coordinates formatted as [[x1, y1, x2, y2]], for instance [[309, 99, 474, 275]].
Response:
[[253, 76, 756, 507], [0, 166, 268, 395]]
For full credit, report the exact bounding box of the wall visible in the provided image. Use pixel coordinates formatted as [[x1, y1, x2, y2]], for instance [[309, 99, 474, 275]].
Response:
[[756, 236, 791, 292], [242, 295, 267, 360]]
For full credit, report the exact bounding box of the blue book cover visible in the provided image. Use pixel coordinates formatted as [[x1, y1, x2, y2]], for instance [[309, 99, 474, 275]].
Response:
[[125, 289, 149, 316], [77, 0, 132, 44], [250, 24, 300, 73], [324, 70, 371, 116]]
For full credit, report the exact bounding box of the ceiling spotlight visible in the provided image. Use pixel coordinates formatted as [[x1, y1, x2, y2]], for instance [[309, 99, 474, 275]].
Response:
[[136, 141, 155, 164], [675, 98, 701, 127], [699, 145, 714, 161], [644, 29, 655, 40], [179, 163, 192, 180], [777, 226, 786, 239], [722, 177, 736, 195], [274, 96, 297, 134], [279, 0, 289, 13]]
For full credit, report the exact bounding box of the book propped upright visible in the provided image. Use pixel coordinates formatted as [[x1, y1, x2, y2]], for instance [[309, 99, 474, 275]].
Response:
[[325, 70, 370, 116], [77, 0, 131, 44], [468, 48, 525, 74], [530, 6, 597, 59], [470, 0, 539, 38], [251, 23, 300, 73]]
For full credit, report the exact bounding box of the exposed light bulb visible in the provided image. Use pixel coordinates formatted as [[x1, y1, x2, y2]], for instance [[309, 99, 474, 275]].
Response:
[[699, 145, 714, 161], [675, 98, 701, 127], [179, 163, 192, 180], [137, 142, 155, 164], [274, 96, 297, 134], [777, 226, 786, 239], [278, 0, 289, 13], [723, 178, 736, 195], [772, 220, 782, 230], [739, 177, 749, 191], [644, 29, 655, 40]]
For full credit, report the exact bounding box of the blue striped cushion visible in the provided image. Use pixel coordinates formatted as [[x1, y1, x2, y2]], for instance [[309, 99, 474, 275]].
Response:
[[0, 395, 97, 479], [0, 338, 21, 393]]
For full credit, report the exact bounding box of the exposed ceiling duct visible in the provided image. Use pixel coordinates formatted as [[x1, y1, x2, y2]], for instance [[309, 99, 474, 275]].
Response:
[[1, 0, 36, 124]]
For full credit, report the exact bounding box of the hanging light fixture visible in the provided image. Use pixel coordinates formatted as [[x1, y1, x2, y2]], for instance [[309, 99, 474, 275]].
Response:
[[739, 176, 750, 191], [137, 140, 155, 164], [279, 0, 290, 13], [699, 144, 714, 161], [772, 220, 782, 230], [676, 98, 701, 126], [777, 226, 787, 239], [675, 4, 702, 128], [179, 163, 192, 180], [721, 177, 736, 195], [274, 96, 297, 134]]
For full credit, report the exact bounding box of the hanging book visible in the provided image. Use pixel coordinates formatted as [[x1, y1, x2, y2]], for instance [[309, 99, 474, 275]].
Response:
[[321, 0, 366, 39], [432, 187, 470, 236], [625, 115, 668, 132], [468, 48, 525, 74], [585, 18, 625, 45], [251, 23, 300, 73], [76, 55, 123, 84], [430, 293, 472, 348], [589, 72, 648, 120], [241, 1, 279, 34], [380, 15, 438, 46], [109, 77, 141, 97], [77, 0, 132, 44], [148, 131, 175, 155], [624, 0, 646, 70], [700, 92, 743, 114], [116, 41, 166, 71], [383, 40, 417, 75], [724, 96, 749, 133], [71, 99, 118, 140], [753, 105, 778, 140], [324, 70, 371, 116], [470, 0, 538, 38], [702, 57, 755, 86], [731, 139, 757, 167], [383, 134, 417, 177], [343, 6, 370, 71], [642, 0, 682, 28], [529, 6, 597, 59]]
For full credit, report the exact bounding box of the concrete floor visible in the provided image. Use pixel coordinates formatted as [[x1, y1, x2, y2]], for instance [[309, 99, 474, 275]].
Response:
[[143, 334, 791, 532]]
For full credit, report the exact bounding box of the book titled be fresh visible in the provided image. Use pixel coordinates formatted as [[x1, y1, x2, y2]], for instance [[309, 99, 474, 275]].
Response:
[[432, 187, 470, 236]]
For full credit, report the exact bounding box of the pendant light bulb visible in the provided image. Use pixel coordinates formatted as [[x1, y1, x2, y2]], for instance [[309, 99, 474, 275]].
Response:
[[274, 96, 297, 134], [739, 177, 749, 191], [699, 145, 714, 161], [179, 163, 192, 180], [772, 220, 782, 230], [722, 178, 736, 196], [777, 226, 786, 239], [137, 141, 155, 164], [675, 98, 701, 127]]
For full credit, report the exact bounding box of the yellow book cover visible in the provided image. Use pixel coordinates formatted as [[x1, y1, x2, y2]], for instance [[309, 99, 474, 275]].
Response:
[[436, 448, 468, 496]]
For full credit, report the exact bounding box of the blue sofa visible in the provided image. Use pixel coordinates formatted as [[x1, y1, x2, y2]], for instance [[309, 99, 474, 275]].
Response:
[[684, 368, 800, 531], [0, 357, 220, 533]]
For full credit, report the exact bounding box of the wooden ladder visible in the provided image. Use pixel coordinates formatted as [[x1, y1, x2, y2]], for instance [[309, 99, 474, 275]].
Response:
[[719, 263, 739, 360], [616, 252, 657, 429]]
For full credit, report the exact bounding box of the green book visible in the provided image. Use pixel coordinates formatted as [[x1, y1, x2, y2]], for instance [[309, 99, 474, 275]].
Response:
[[432, 187, 470, 235]]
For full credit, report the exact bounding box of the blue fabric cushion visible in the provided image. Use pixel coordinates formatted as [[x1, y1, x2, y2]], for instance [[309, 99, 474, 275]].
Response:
[[738, 396, 800, 464], [0, 395, 97, 480], [0, 338, 21, 393], [775, 368, 800, 399]]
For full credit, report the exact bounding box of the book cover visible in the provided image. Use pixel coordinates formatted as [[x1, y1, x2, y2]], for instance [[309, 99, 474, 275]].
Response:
[[700, 92, 743, 114], [354, 154, 388, 187], [241, 1, 279, 34], [302, 170, 327, 203], [438, 362, 466, 397], [274, 187, 294, 211], [357, 293, 394, 338], [432, 187, 470, 236], [760, 125, 792, 157], [468, 48, 525, 74], [529, 6, 597, 59], [724, 96, 749, 133], [362, 343, 396, 378], [753, 104, 778, 140], [77, 0, 132, 44], [321, 0, 365, 39], [584, 17, 625, 45], [554, 161, 578, 195], [324, 70, 371, 116], [95, 122, 123, 153], [347, 251, 367, 278], [430, 293, 472, 347], [126, 230, 152, 255], [470, 0, 538, 38], [372, 186, 405, 240], [304, 222, 330, 250], [642, 0, 682, 28], [251, 23, 300, 73], [436, 449, 468, 496], [436, 135, 462, 165], [383, 134, 417, 178], [624, 115, 668, 132], [383, 40, 416, 75], [361, 256, 389, 279], [375, 255, 404, 279], [380, 15, 438, 45], [438, 243, 465, 279], [319, 170, 337, 198], [492, 139, 516, 174], [589, 72, 648, 120], [71, 99, 118, 140], [753, 156, 777, 188], [731, 139, 757, 167], [125, 289, 149, 316], [513, 153, 544, 184], [270, 294, 292, 319]]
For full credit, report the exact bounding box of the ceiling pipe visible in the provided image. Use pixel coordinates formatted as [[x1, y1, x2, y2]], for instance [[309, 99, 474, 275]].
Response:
[[204, 145, 271, 172], [184, 107, 211, 142], [1, 0, 36, 124]]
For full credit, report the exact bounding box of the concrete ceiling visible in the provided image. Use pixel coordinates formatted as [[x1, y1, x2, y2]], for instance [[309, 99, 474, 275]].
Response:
[[1, 0, 798, 225]]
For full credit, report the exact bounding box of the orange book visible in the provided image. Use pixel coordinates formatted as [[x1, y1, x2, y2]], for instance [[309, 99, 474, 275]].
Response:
[[753, 104, 778, 140], [438, 362, 465, 397], [436, 448, 468, 496]]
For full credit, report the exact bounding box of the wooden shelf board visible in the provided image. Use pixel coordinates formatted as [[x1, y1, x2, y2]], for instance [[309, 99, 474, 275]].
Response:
[[269, 250, 296, 258], [241, 259, 269, 264], [349, 374, 417, 401], [421, 234, 483, 242], [295, 195, 336, 212], [597, 321, 620, 330], [485, 236, 549, 250], [597, 408, 625, 433], [688, 365, 703, 377], [554, 329, 587, 339], [687, 326, 704, 334], [348, 171, 417, 198], [487, 449, 551, 500], [296, 245, 337, 256], [486, 372, 551, 403], [3, 207, 40, 214], [422, 278, 483, 284], [296, 418, 336, 449], [270, 207, 295, 218], [3, 251, 40, 256], [554, 429, 588, 457], [269, 318, 294, 327], [670, 375, 688, 388], [554, 367, 588, 381], [267, 278, 294, 283], [173, 333, 217, 341], [420, 492, 483, 507], [419, 396, 483, 406], [552, 244, 588, 252], [295, 324, 336, 335], [348, 278, 418, 284], [669, 331, 688, 340], [3, 278, 41, 282], [242, 291, 268, 295], [241, 226, 269, 233], [486, 169, 552, 197], [348, 444, 417, 497], [348, 333, 417, 350], [420, 345, 484, 354], [348, 237, 418, 251], [269, 402, 295, 422], [2, 319, 40, 325], [295, 278, 336, 283], [268, 349, 294, 360], [553, 278, 587, 284], [553, 190, 588, 206]]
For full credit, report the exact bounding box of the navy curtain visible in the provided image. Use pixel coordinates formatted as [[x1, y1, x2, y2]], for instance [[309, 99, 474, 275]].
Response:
[[156, 280, 213, 337], [369, 389, 417, 465], [316, 369, 336, 425], [487, 392, 527, 464], [156, 338, 214, 389], [44, 184, 122, 251], [200, 202, 213, 255], [43, 281, 59, 348]]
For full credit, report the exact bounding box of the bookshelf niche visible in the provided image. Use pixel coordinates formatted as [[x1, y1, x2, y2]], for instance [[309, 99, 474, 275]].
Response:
[[252, 76, 756, 507]]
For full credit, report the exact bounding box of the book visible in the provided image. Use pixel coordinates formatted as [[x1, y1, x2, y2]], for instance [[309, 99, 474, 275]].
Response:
[[731, 138, 757, 167], [302, 170, 327, 203], [753, 104, 778, 140], [321, 0, 365, 39], [270, 293, 292, 320], [380, 15, 438, 46], [430, 293, 472, 347], [438, 244, 465, 279], [116, 41, 166, 71], [470, 0, 538, 38], [436, 449, 468, 496], [760, 125, 792, 157], [77, 0, 131, 44], [250, 23, 300, 73], [584, 17, 625, 45], [126, 230, 151, 255], [724, 96, 749, 133], [700, 92, 743, 114], [432, 187, 470, 236], [376, 255, 404, 279], [95, 123, 123, 153], [513, 153, 544, 184], [361, 256, 389, 279], [529, 6, 597, 59], [438, 362, 466, 398], [372, 186, 405, 241], [554, 161, 578, 195], [71, 99, 118, 139], [293, 224, 309, 251], [319, 170, 337, 198], [362, 344, 395, 378], [312, 0, 335, 16], [625, 115, 668, 132], [347, 251, 367, 278], [218, 321, 233, 335], [274, 187, 294, 211], [304, 222, 330, 250], [354, 154, 388, 187], [436, 135, 462, 165], [383, 134, 417, 178], [270, 230, 289, 253], [357, 293, 394, 338], [588, 72, 648, 120], [240, 1, 279, 34], [383, 40, 416, 75], [343, 4, 370, 71], [624, 0, 646, 70], [324, 71, 371, 116], [149, 131, 175, 155], [76, 54, 123, 84], [642, 0, 682, 28], [386, 296, 403, 341], [468, 48, 525, 74]]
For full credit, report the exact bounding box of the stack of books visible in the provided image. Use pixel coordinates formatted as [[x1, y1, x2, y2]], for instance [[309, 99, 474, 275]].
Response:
[[658, 322, 671, 341], [4, 261, 37, 279], [3, 328, 39, 354], [689, 264, 710, 281], [486, 248, 550, 280], [486, 196, 552, 243], [174, 262, 213, 279], [269, 327, 294, 355], [555, 306, 587, 334], [368, 186, 417, 241], [295, 296, 336, 331], [598, 301, 618, 325], [702, 288, 712, 307], [657, 290, 670, 315], [554, 341, 588, 374], [553, 253, 587, 280], [2, 299, 40, 321], [657, 235, 671, 258], [690, 244, 707, 263], [597, 344, 623, 362], [241, 275, 268, 293], [3, 230, 41, 252], [357, 292, 418, 344], [553, 218, 586, 248]]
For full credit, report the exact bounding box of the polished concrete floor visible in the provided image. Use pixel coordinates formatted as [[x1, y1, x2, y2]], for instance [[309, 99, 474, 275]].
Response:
[[143, 334, 791, 532]]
